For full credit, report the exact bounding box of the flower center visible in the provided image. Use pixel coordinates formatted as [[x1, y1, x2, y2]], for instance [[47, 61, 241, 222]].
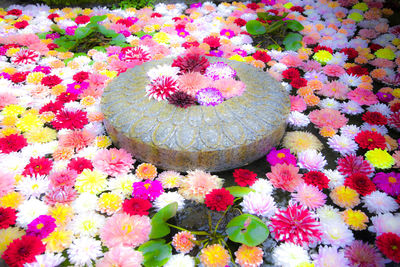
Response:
[[36, 223, 44, 229], [122, 223, 132, 234], [367, 138, 373, 142], [32, 184, 39, 190], [74, 84, 81, 89], [388, 176, 397, 183], [277, 152, 286, 159], [144, 183, 151, 189]]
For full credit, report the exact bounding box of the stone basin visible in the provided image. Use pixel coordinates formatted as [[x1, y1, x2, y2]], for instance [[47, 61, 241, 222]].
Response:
[[101, 57, 290, 172]]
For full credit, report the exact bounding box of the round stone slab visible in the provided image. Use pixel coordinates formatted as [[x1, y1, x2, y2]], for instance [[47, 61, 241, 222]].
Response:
[[101, 57, 290, 172]]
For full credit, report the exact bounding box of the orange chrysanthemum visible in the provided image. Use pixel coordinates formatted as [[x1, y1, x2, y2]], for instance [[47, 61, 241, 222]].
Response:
[[200, 244, 230, 267], [234, 245, 264, 267], [135, 163, 157, 180], [171, 231, 196, 254]]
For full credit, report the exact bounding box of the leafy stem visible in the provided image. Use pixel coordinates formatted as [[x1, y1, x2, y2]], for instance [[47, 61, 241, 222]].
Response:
[[213, 205, 232, 235]]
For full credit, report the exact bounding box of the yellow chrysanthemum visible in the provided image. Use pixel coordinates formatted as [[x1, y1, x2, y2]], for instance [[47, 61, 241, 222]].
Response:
[[6, 47, 20, 57], [143, 25, 155, 33], [330, 186, 360, 209], [43, 228, 73, 253], [1, 127, 19, 136], [23, 127, 57, 143], [297, 262, 315, 267], [75, 169, 108, 194], [229, 55, 246, 62], [1, 116, 17, 127], [39, 111, 56, 123], [342, 209, 369, 230], [313, 50, 333, 64], [136, 163, 158, 180], [97, 192, 122, 215], [392, 88, 400, 98], [365, 148, 394, 169], [393, 38, 400, 46], [0, 192, 24, 209], [153, 32, 170, 44], [375, 48, 396, 60], [352, 2, 368, 11], [348, 12, 363, 22], [81, 95, 96, 107], [234, 245, 263, 267], [95, 135, 112, 148], [48, 203, 74, 228], [1, 104, 25, 117], [282, 131, 323, 154], [15, 113, 43, 132], [100, 70, 118, 79], [200, 244, 230, 267], [0, 228, 25, 256], [26, 72, 45, 84], [1, 67, 17, 75]]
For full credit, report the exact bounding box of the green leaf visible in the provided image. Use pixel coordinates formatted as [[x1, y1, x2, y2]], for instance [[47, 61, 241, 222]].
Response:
[[92, 46, 107, 52], [265, 20, 285, 33], [74, 27, 93, 40], [286, 20, 304, 31], [257, 12, 283, 21], [98, 25, 118, 38], [267, 44, 281, 50], [37, 31, 52, 39], [54, 37, 75, 50], [226, 214, 269, 246], [283, 32, 303, 51], [110, 34, 127, 45], [50, 24, 65, 35], [138, 240, 172, 267], [245, 20, 266, 35], [149, 202, 178, 239], [90, 15, 107, 23], [226, 186, 254, 197]]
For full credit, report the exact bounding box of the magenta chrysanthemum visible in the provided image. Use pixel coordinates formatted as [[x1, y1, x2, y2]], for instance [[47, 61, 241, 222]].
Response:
[[266, 147, 297, 166], [373, 172, 400, 196], [120, 46, 151, 62], [146, 76, 178, 101], [11, 49, 40, 65], [269, 202, 322, 246], [337, 154, 375, 177], [132, 180, 164, 201], [204, 62, 236, 80], [344, 240, 387, 267]]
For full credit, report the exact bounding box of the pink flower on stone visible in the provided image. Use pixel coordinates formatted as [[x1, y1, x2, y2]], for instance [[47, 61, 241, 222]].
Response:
[[100, 213, 151, 248], [97, 246, 143, 267], [93, 148, 135, 177]]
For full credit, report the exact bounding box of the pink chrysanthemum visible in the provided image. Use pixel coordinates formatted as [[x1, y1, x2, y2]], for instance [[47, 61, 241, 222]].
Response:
[[177, 72, 211, 97], [146, 76, 178, 101], [0, 93, 17, 109], [214, 78, 246, 99], [337, 154, 375, 177], [97, 246, 143, 267], [100, 213, 151, 248], [347, 88, 378, 106], [266, 163, 303, 192], [269, 202, 322, 246], [297, 149, 327, 171], [179, 170, 223, 203], [290, 95, 307, 112], [11, 49, 40, 65], [45, 186, 77, 205], [309, 108, 348, 129], [48, 169, 78, 188], [93, 148, 135, 177], [317, 81, 350, 100], [52, 109, 89, 130], [292, 183, 327, 210], [388, 111, 400, 130], [323, 64, 346, 77], [344, 240, 387, 267], [120, 46, 151, 62], [0, 171, 15, 197]]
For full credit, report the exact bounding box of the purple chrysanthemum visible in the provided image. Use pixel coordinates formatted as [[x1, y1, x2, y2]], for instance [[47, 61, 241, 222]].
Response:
[[313, 246, 350, 267], [26, 215, 57, 239], [132, 180, 164, 201], [204, 62, 236, 80], [344, 240, 387, 267], [373, 172, 400, 196], [196, 87, 224, 106]]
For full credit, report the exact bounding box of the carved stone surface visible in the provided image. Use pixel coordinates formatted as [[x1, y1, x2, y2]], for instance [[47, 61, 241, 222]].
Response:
[[101, 57, 290, 172]]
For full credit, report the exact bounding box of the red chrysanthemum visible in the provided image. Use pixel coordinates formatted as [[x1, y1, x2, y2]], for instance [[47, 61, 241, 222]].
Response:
[[172, 53, 210, 74], [39, 100, 63, 114], [269, 203, 322, 246], [388, 111, 400, 130], [302, 171, 329, 190], [355, 130, 387, 150], [0, 134, 27, 154], [376, 232, 400, 263], [56, 92, 78, 103], [346, 65, 369, 76], [22, 156, 53, 177], [52, 109, 88, 130], [290, 6, 305, 12], [204, 188, 234, 211], [290, 77, 308, 89], [14, 20, 28, 29], [10, 72, 28, 83], [122, 197, 152, 216], [340, 48, 358, 59], [167, 91, 196, 108], [3, 235, 46, 267], [391, 103, 400, 113], [337, 154, 375, 177], [151, 12, 162, 18], [47, 43, 58, 50], [41, 75, 62, 87], [313, 46, 333, 54], [203, 36, 221, 49], [234, 18, 247, 27], [75, 15, 90, 24], [233, 169, 258, 187], [67, 157, 93, 174], [369, 43, 383, 52], [252, 50, 271, 63], [146, 76, 178, 101], [7, 9, 22, 16], [344, 172, 376, 196], [247, 3, 260, 10], [282, 68, 301, 80], [116, 18, 135, 27], [73, 71, 89, 83], [0, 207, 17, 229], [47, 13, 59, 20], [120, 46, 151, 62], [11, 49, 40, 65], [182, 41, 200, 49], [362, 111, 388, 126]]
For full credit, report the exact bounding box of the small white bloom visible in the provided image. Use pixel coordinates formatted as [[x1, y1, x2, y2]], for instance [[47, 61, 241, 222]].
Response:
[[154, 192, 185, 211], [164, 253, 195, 267], [363, 191, 399, 214], [17, 198, 49, 228], [67, 237, 103, 267], [250, 178, 273, 196], [72, 192, 98, 214], [273, 243, 310, 267], [241, 192, 276, 218]]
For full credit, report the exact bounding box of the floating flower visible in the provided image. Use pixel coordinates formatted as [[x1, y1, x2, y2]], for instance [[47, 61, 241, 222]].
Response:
[[146, 76, 179, 101], [156, 171, 183, 189], [67, 237, 103, 266], [330, 185, 360, 209], [199, 244, 230, 267], [266, 163, 303, 192], [26, 215, 56, 239], [233, 169, 258, 187], [355, 130, 387, 150], [241, 192, 276, 218], [365, 148, 395, 169], [97, 246, 143, 267], [75, 169, 107, 195], [363, 191, 399, 214], [205, 62, 236, 80], [266, 147, 297, 166], [0, 207, 16, 229], [312, 246, 350, 267], [297, 149, 327, 171], [168, 91, 196, 108], [327, 134, 359, 156], [122, 197, 152, 216], [97, 192, 122, 215], [373, 172, 400, 196], [309, 108, 348, 130], [172, 53, 210, 74], [132, 180, 163, 201], [195, 87, 224, 106], [3, 235, 46, 267], [282, 131, 323, 154], [337, 154, 375, 177], [120, 46, 151, 62], [344, 172, 376, 196], [204, 188, 234, 211], [179, 170, 223, 203], [272, 243, 310, 267], [342, 209, 369, 230], [376, 232, 400, 263], [93, 148, 134, 177], [344, 240, 386, 267], [172, 231, 196, 254], [235, 245, 263, 267], [11, 49, 40, 65], [135, 163, 157, 180], [214, 78, 246, 99], [292, 183, 326, 210]]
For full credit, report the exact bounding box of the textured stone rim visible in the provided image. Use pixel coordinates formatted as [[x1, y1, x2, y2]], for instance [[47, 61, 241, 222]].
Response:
[[101, 57, 290, 172]]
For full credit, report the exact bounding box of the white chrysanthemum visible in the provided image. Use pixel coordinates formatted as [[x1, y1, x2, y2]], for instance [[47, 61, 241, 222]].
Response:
[[249, 178, 273, 196], [67, 237, 103, 267], [24, 253, 65, 267], [272, 243, 310, 267], [360, 123, 388, 136], [320, 221, 354, 247], [75, 145, 100, 160], [363, 191, 399, 214], [340, 125, 361, 139], [270, 62, 288, 72], [367, 103, 392, 117], [0, 152, 29, 175], [84, 122, 105, 137], [323, 169, 345, 189], [327, 52, 348, 66], [317, 205, 343, 224], [108, 174, 140, 197], [147, 64, 180, 81], [69, 212, 105, 237], [71, 192, 99, 214], [91, 52, 107, 62], [340, 100, 364, 115], [297, 149, 327, 171], [241, 44, 256, 54], [17, 198, 49, 228], [63, 101, 83, 111], [312, 246, 350, 267], [153, 192, 185, 211], [319, 98, 341, 110], [156, 170, 183, 189], [339, 73, 362, 87], [20, 141, 58, 158], [369, 213, 400, 236], [52, 160, 70, 172], [72, 55, 92, 66], [241, 192, 276, 218], [164, 253, 195, 267], [287, 111, 310, 128], [15, 175, 49, 198], [51, 67, 75, 80], [327, 135, 358, 156]]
